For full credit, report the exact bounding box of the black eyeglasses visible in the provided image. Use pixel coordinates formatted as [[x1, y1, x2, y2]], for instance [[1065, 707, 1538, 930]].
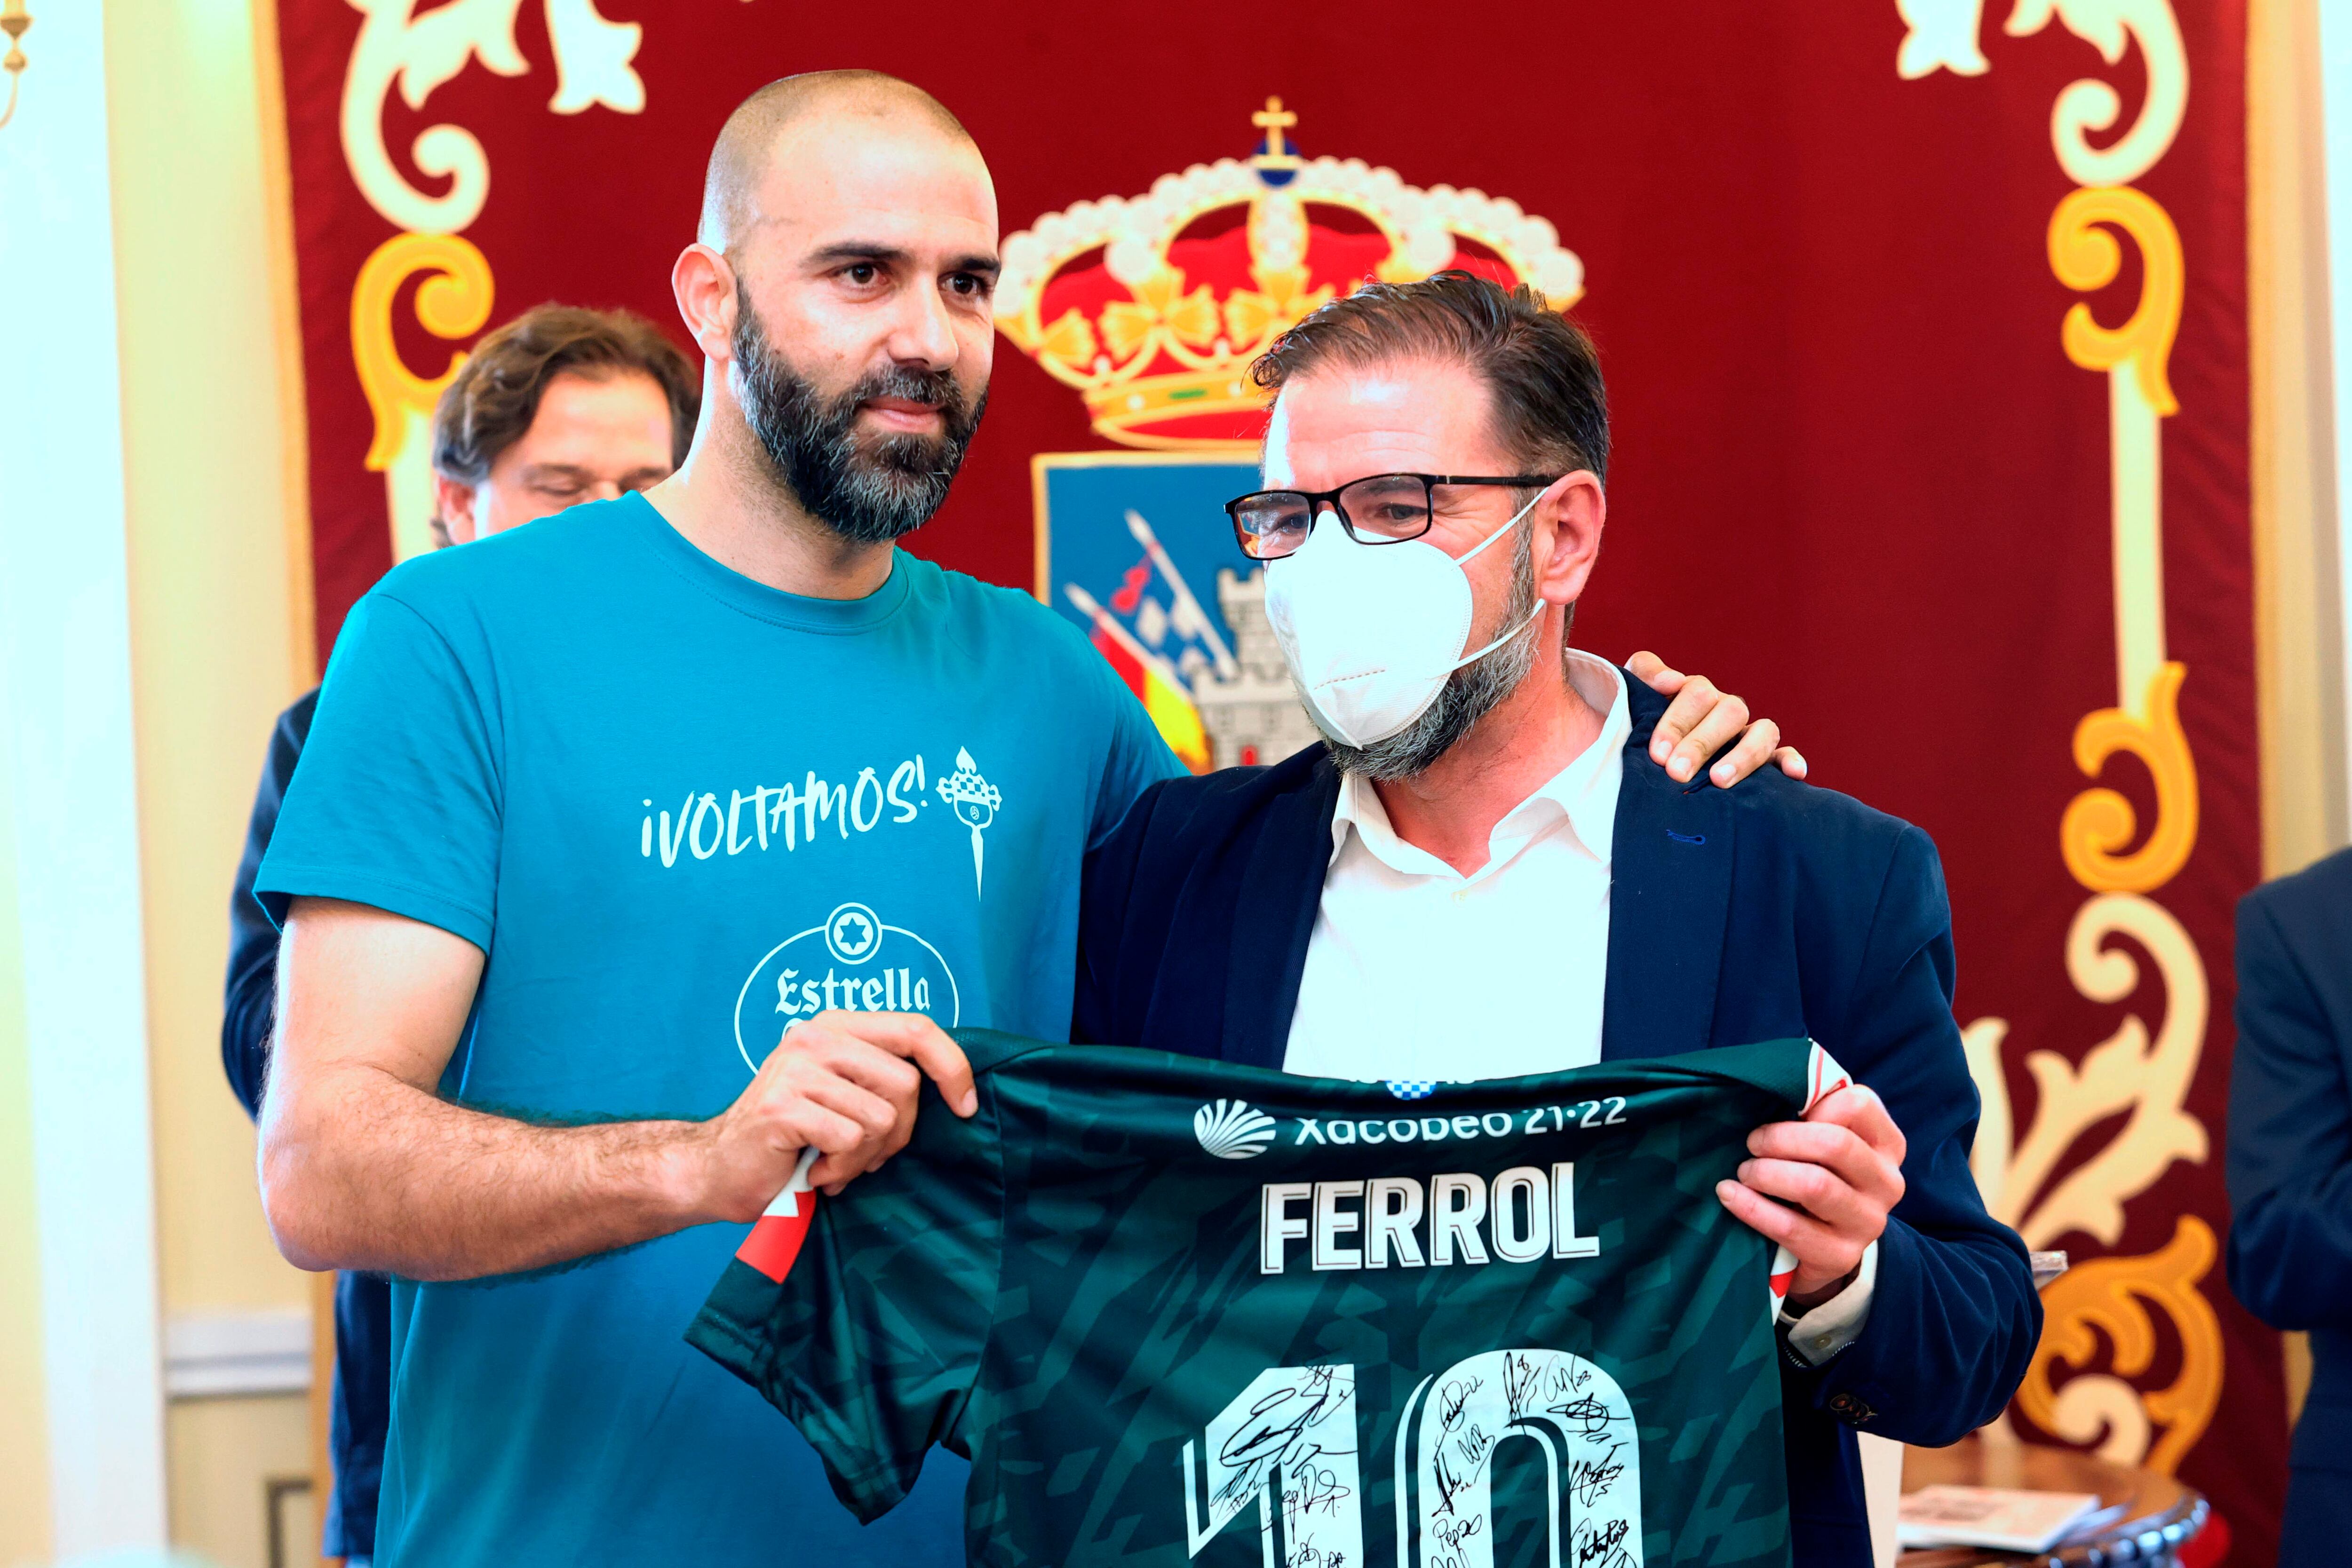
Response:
[[1224, 473, 1560, 561]]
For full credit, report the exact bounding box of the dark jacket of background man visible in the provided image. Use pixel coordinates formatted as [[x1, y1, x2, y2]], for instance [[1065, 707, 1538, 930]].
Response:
[[225, 689, 389, 1562], [2227, 845, 2352, 1568], [1074, 674, 2042, 1568]]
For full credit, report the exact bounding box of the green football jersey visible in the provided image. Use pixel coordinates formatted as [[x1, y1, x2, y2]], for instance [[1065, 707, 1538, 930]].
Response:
[[688, 1032, 1851, 1568]]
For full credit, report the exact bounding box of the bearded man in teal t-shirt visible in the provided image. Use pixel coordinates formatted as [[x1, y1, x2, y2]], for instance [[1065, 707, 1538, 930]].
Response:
[[254, 71, 1783, 1567]]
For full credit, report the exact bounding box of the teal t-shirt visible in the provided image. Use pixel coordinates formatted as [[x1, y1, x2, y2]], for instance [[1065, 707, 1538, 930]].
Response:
[[256, 494, 1182, 1566]]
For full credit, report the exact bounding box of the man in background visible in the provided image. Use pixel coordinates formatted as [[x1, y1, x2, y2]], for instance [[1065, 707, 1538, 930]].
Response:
[[2227, 846, 2352, 1567], [222, 302, 696, 1565]]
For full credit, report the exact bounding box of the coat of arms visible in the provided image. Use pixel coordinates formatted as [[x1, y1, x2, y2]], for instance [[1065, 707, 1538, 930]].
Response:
[[1000, 100, 1587, 772]]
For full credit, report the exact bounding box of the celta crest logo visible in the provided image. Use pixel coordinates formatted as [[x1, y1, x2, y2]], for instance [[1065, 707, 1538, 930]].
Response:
[[1193, 1099, 1277, 1160], [936, 748, 1000, 898]]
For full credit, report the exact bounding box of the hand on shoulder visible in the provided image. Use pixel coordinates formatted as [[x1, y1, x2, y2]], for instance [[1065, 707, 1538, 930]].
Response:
[[1627, 650, 1808, 788]]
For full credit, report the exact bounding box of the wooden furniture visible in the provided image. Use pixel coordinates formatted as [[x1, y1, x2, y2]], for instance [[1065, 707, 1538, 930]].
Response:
[[1899, 1435, 2209, 1567]]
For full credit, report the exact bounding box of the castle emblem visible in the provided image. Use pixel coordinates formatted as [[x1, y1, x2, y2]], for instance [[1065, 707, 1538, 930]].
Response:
[[1008, 101, 1587, 774]]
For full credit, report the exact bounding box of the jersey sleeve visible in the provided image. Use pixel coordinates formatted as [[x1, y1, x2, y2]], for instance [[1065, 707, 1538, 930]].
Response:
[[685, 1073, 1007, 1523], [1669, 1035, 1842, 1115], [253, 590, 503, 950]]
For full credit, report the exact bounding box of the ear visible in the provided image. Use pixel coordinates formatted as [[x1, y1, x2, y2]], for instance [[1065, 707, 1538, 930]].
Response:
[[672, 242, 740, 364], [1534, 470, 1605, 607], [432, 474, 479, 546]]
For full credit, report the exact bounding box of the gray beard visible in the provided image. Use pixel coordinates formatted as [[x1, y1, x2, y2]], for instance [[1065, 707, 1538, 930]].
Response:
[[1320, 522, 1542, 783]]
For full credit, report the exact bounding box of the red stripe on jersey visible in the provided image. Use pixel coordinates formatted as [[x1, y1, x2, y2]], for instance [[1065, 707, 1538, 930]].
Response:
[[1803, 1041, 1855, 1113], [1769, 1240, 1800, 1312], [737, 1206, 815, 1283]]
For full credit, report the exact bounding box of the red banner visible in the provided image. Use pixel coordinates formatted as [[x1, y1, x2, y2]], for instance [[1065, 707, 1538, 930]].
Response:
[[272, 0, 2283, 1555]]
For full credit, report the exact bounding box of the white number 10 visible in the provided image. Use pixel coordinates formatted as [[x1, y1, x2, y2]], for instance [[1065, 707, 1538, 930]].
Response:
[[1180, 1349, 1643, 1568]]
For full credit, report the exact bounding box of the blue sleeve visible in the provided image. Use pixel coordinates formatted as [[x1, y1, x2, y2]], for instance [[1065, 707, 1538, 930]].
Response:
[[254, 591, 503, 952], [221, 691, 317, 1117], [1084, 654, 1185, 854], [1797, 824, 2041, 1446], [2226, 890, 2352, 1331]]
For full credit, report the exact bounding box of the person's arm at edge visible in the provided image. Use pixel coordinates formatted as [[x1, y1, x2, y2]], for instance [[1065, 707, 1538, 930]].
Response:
[[258, 896, 977, 1281], [1764, 824, 2038, 1443], [2225, 888, 2352, 1330]]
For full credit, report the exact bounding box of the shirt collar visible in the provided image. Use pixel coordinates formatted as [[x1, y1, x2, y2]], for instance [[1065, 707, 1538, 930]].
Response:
[[1328, 651, 1630, 881]]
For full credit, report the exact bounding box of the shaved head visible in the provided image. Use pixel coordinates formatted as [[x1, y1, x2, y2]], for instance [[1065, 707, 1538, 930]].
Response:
[[700, 71, 978, 252], [667, 68, 997, 550]]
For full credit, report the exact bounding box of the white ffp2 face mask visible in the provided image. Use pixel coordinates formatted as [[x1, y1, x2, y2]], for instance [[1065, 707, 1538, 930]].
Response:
[[1263, 490, 1548, 748]]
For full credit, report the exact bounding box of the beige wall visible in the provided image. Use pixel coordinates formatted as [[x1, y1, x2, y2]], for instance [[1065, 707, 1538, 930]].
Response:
[[166, 1398, 316, 1568], [2252, 0, 2352, 883], [105, 0, 311, 1323], [105, 0, 319, 1560]]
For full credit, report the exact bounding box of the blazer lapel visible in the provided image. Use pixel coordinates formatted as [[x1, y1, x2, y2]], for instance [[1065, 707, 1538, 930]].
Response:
[[1222, 758, 1343, 1070], [1603, 686, 1736, 1061]]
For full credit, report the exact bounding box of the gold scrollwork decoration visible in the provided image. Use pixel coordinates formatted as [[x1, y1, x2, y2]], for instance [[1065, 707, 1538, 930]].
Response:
[[1898, 0, 2219, 1484], [2047, 185, 2183, 416], [351, 232, 495, 471], [341, 0, 647, 235], [2018, 1214, 2224, 1474], [1898, 1, 2188, 190], [2007, 0, 2188, 189], [1968, 890, 2208, 1251], [2061, 661, 2198, 893]]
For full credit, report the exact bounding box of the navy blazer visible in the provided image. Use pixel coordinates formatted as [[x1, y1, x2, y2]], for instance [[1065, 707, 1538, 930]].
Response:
[[2226, 847, 2352, 1567], [1074, 673, 2039, 1568]]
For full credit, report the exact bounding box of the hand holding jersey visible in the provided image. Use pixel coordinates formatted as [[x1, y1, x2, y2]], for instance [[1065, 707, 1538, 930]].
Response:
[[702, 1011, 977, 1209], [1723, 1080, 1909, 1309], [691, 1031, 1862, 1566]]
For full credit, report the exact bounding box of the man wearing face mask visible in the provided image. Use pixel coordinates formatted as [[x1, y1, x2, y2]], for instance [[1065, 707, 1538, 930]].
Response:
[[248, 74, 1786, 1566], [1073, 271, 2041, 1567]]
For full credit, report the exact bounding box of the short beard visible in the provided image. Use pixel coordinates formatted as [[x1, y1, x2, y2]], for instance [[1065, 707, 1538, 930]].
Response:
[[729, 282, 986, 544], [1321, 519, 1542, 783]]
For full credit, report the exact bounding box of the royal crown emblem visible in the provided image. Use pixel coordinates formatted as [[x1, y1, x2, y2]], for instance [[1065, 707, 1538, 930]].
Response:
[[996, 99, 1587, 451], [1021, 103, 1589, 778]]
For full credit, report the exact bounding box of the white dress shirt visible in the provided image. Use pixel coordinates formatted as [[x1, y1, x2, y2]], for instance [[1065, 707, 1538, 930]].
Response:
[[1282, 650, 1874, 1361]]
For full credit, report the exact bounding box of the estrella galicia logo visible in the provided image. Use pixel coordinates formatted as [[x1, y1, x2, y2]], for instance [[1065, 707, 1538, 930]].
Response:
[[1386, 1081, 1439, 1101], [731, 902, 962, 1074], [1193, 1099, 1278, 1160]]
